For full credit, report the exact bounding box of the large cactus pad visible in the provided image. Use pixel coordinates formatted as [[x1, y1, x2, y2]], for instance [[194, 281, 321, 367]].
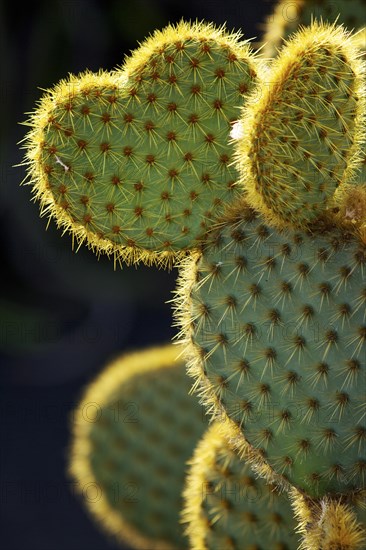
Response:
[[176, 204, 366, 498], [25, 21, 261, 267]]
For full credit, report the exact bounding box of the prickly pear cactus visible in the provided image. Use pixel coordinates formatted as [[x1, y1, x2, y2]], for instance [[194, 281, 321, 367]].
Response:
[[24, 21, 262, 267], [183, 421, 299, 550], [20, 10, 366, 550], [69, 344, 207, 550]]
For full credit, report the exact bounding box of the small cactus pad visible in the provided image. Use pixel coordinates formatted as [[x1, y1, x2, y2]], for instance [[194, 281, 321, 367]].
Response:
[[24, 21, 261, 267], [235, 22, 365, 230], [261, 0, 366, 58], [175, 203, 366, 498], [69, 344, 207, 549], [182, 422, 299, 549]]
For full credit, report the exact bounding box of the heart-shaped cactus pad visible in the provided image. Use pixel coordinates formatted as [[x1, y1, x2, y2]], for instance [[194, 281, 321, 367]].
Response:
[[25, 21, 262, 267]]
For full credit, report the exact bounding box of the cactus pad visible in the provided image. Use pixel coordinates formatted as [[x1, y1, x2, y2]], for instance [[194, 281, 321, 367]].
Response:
[[183, 422, 299, 549], [175, 203, 366, 499], [24, 21, 261, 267], [235, 22, 365, 230], [69, 344, 207, 549]]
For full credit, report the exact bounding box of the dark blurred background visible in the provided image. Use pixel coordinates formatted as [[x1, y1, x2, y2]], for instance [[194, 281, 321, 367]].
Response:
[[0, 1, 275, 548]]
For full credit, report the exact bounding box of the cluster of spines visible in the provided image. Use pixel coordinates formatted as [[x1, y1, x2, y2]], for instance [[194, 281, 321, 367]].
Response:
[[23, 21, 262, 268], [235, 21, 365, 231], [332, 183, 366, 245], [69, 344, 207, 550]]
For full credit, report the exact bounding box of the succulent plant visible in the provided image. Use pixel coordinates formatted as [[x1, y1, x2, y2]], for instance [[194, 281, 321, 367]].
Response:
[[22, 7, 366, 550], [260, 0, 366, 217], [176, 196, 366, 495]]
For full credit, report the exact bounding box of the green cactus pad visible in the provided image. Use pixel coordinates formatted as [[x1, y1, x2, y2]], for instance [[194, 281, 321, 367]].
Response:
[[175, 203, 366, 499], [235, 22, 365, 231], [24, 21, 262, 268], [69, 344, 207, 549], [183, 422, 299, 550], [261, 0, 366, 58]]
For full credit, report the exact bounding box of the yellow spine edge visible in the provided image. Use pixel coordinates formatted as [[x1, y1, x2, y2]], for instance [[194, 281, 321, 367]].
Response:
[[118, 19, 258, 79], [181, 423, 224, 550]]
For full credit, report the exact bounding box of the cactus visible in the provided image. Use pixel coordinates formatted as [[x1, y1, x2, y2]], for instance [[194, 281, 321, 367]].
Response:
[[235, 22, 365, 230], [182, 421, 299, 549], [69, 344, 207, 549], [261, 0, 366, 59], [20, 8, 366, 550], [260, 1, 366, 214], [23, 21, 262, 268]]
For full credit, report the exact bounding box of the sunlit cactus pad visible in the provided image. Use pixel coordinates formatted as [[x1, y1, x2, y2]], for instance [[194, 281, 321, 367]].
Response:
[[175, 203, 366, 498], [25, 21, 261, 267], [69, 344, 207, 549], [183, 422, 299, 549], [236, 22, 365, 230]]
